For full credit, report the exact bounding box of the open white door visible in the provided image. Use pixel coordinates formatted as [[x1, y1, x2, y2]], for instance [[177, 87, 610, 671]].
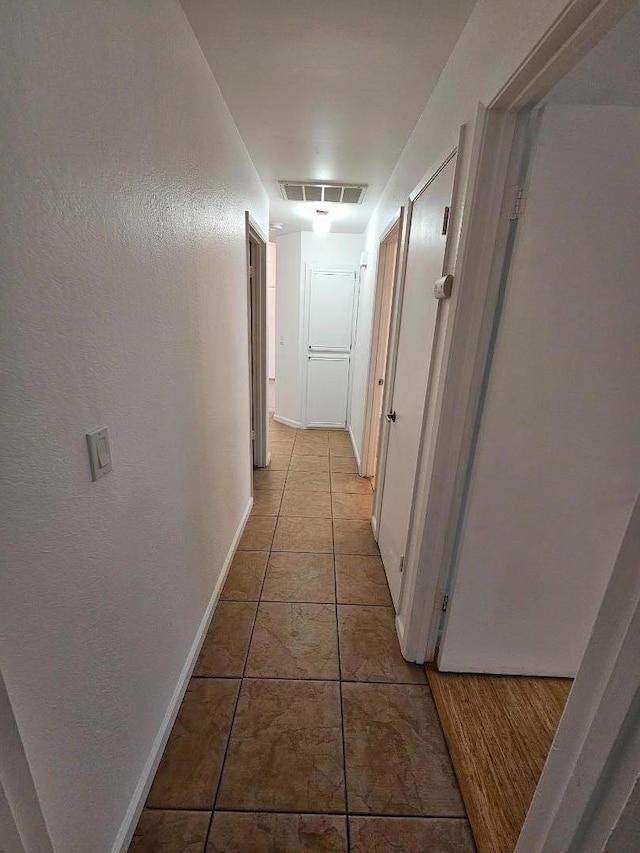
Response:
[[303, 268, 358, 428], [377, 155, 457, 608]]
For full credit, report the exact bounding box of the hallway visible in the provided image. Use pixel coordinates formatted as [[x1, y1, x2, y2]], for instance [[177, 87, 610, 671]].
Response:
[[130, 422, 475, 852]]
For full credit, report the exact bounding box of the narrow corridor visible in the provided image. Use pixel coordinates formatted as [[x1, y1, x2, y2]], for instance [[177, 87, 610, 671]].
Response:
[[130, 422, 476, 852]]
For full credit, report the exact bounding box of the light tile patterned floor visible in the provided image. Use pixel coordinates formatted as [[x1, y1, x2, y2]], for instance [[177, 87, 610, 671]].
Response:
[[129, 424, 476, 853]]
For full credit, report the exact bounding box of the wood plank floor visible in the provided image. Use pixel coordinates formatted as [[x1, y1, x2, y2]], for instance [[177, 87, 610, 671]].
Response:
[[426, 668, 572, 853]]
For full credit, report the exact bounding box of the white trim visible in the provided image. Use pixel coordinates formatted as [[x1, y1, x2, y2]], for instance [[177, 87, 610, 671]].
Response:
[[111, 497, 253, 853], [517, 494, 640, 852], [272, 414, 302, 429], [246, 213, 269, 470], [348, 424, 361, 471]]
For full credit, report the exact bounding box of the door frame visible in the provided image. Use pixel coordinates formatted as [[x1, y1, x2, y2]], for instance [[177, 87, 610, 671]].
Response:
[[371, 135, 464, 571], [361, 213, 403, 478], [245, 212, 269, 470], [300, 265, 360, 430], [391, 0, 639, 849], [397, 0, 639, 664]]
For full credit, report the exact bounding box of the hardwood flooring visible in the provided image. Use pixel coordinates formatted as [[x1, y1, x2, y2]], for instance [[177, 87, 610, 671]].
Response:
[[427, 668, 572, 853]]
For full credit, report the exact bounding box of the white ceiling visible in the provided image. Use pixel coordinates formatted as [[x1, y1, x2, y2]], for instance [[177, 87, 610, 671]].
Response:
[[181, 0, 476, 235], [546, 2, 640, 107]]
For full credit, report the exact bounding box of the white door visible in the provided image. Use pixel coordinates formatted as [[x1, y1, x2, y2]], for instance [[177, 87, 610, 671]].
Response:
[[304, 268, 358, 428], [377, 157, 456, 607]]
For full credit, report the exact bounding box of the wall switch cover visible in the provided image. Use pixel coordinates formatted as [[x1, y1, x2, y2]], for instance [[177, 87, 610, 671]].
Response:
[[86, 427, 113, 481]]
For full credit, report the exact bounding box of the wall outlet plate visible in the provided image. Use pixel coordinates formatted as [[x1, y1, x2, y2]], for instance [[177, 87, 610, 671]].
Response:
[[86, 427, 112, 481]]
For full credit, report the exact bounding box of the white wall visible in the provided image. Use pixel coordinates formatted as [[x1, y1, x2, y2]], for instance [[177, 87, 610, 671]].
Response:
[[348, 0, 624, 464], [439, 104, 640, 675], [275, 232, 363, 426], [0, 1, 268, 851]]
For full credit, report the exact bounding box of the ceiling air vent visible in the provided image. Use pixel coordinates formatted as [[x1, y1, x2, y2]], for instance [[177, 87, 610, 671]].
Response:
[[279, 181, 367, 205]]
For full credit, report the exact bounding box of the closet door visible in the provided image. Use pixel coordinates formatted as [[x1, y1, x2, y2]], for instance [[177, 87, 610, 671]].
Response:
[[304, 268, 358, 428]]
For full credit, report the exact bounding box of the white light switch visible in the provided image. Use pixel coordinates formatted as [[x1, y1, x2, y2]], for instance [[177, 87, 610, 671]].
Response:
[[86, 427, 113, 481]]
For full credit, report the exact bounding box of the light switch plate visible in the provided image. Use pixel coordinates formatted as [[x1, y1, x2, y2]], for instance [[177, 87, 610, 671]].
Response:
[[86, 427, 113, 481]]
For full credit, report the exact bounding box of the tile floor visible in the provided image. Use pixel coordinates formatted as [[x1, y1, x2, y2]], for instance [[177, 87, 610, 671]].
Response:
[[129, 423, 476, 853]]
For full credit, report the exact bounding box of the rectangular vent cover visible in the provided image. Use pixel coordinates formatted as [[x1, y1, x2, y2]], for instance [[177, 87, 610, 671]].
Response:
[[279, 181, 367, 205]]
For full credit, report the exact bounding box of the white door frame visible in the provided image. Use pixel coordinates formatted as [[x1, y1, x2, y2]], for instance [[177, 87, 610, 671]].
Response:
[[245, 212, 269, 470], [361, 213, 403, 478], [371, 136, 464, 575], [300, 265, 359, 430]]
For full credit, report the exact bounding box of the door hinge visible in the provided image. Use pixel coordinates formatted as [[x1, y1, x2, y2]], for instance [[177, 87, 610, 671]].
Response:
[[249, 265, 254, 279], [506, 184, 526, 220], [441, 594, 449, 613], [441, 205, 451, 235], [399, 555, 404, 574]]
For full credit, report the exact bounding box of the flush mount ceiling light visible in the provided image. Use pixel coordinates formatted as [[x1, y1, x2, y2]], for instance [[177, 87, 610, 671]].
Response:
[[270, 222, 284, 231], [312, 209, 331, 235], [279, 181, 367, 204]]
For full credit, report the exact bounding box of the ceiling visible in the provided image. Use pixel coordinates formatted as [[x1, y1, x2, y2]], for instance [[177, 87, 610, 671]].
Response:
[[180, 0, 477, 235], [546, 2, 640, 106]]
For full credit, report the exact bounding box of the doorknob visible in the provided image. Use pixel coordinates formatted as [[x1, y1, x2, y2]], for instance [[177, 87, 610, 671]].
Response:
[[386, 411, 397, 423]]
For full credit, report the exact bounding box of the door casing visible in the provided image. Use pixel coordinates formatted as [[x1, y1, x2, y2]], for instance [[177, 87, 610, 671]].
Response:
[[245, 213, 269, 470]]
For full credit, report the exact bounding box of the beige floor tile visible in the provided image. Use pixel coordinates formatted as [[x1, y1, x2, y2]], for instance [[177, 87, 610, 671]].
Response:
[[280, 490, 332, 518], [129, 809, 210, 853], [331, 473, 372, 494], [270, 422, 298, 437], [253, 469, 287, 491], [238, 516, 277, 551], [328, 433, 354, 456], [342, 683, 465, 816], [285, 470, 331, 492], [272, 517, 334, 553], [194, 601, 257, 677], [333, 519, 379, 555], [349, 817, 476, 853], [269, 440, 295, 455], [289, 454, 330, 472], [245, 602, 339, 679], [266, 453, 291, 471], [332, 492, 373, 520], [330, 455, 359, 473], [207, 813, 347, 853], [261, 552, 335, 603], [338, 605, 426, 683], [251, 490, 283, 516], [146, 679, 239, 809], [292, 439, 329, 457], [221, 552, 269, 600], [217, 679, 345, 812], [335, 555, 392, 606]]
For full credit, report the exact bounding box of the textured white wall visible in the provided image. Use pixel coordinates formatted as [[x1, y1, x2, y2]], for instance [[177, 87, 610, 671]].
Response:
[[275, 232, 363, 426], [0, 1, 267, 851], [349, 0, 609, 462]]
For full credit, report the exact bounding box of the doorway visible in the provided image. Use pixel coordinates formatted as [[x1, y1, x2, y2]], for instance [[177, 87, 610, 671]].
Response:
[[374, 152, 459, 609], [361, 216, 402, 484], [246, 213, 269, 469], [302, 267, 359, 429]]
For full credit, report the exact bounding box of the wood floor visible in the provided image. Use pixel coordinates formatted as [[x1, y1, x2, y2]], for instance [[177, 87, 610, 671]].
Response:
[[427, 668, 573, 853]]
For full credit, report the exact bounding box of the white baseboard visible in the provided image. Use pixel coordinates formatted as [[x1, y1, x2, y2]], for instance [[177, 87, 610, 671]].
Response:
[[272, 414, 302, 428], [348, 424, 362, 473], [111, 497, 253, 853], [371, 514, 378, 539]]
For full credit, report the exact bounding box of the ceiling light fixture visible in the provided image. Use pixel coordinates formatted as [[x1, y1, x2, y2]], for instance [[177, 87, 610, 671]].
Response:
[[312, 209, 331, 235], [270, 222, 284, 231]]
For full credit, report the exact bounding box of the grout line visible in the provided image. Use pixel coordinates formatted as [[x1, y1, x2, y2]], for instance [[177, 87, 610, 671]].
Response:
[[144, 804, 468, 819]]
